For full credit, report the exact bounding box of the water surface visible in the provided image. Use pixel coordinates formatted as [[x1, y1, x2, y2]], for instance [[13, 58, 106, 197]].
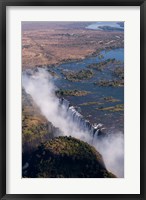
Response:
[[50, 48, 124, 133], [86, 22, 124, 31]]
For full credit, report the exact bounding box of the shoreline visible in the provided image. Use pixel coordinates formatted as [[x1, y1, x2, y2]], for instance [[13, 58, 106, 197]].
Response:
[[22, 46, 124, 70]]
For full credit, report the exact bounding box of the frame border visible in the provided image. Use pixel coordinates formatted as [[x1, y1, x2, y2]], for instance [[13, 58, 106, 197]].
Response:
[[0, 0, 145, 199]]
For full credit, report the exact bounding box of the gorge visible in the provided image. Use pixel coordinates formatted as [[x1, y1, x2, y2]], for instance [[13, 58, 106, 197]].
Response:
[[22, 67, 124, 177]]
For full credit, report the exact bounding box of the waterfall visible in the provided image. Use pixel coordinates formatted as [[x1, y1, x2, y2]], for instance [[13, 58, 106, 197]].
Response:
[[22, 68, 106, 141], [59, 97, 105, 139], [22, 67, 124, 177]]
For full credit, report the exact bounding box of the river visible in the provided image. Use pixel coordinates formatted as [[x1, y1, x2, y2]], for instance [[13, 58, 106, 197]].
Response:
[[50, 48, 124, 134]]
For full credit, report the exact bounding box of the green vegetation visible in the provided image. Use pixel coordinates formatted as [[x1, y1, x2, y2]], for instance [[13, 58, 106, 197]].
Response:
[[79, 102, 103, 106], [88, 58, 120, 71], [56, 89, 90, 97], [26, 136, 116, 178], [113, 67, 124, 79], [98, 54, 104, 59], [62, 69, 94, 82], [22, 88, 58, 153], [102, 96, 120, 103], [94, 79, 124, 87], [47, 69, 60, 78], [97, 104, 124, 112]]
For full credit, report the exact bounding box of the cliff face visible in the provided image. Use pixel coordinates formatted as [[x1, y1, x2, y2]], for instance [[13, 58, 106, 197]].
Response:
[[22, 88, 116, 178], [22, 88, 60, 153]]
